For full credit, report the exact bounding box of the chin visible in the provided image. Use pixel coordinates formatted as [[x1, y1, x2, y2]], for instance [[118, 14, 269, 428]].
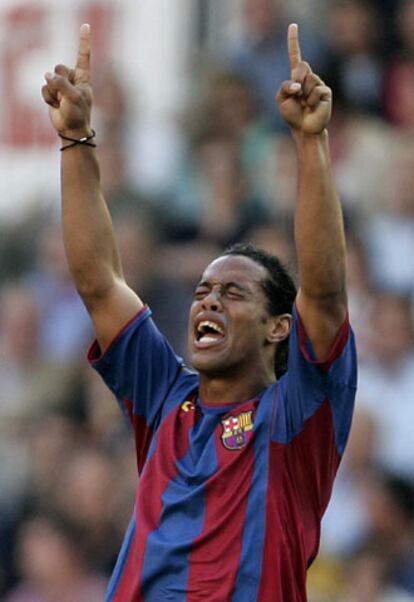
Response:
[[190, 347, 245, 378], [189, 349, 229, 375]]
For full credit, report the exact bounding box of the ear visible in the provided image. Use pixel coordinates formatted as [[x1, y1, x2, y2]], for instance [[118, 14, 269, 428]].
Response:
[[266, 313, 292, 344]]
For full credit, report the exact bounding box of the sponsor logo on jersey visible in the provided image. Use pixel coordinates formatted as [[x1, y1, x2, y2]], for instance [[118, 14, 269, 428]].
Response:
[[221, 410, 254, 450], [181, 400, 196, 412]]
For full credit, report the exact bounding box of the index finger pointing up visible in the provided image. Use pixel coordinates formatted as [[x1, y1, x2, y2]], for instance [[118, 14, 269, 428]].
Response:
[[288, 23, 302, 70], [75, 23, 91, 82]]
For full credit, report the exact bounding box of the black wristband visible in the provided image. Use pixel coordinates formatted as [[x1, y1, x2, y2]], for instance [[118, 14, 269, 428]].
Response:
[[59, 129, 96, 151]]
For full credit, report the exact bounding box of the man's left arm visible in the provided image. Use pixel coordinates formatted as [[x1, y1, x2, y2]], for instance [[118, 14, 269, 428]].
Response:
[[277, 24, 347, 360]]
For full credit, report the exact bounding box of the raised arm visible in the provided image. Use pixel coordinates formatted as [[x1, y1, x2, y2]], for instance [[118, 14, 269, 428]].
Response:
[[41, 24, 143, 351], [276, 24, 347, 360]]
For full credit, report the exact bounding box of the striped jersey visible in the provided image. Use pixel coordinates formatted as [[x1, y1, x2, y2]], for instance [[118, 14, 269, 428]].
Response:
[[88, 305, 357, 601]]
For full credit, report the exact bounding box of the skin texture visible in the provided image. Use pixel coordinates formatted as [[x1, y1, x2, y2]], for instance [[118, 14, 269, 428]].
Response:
[[42, 23, 347, 403]]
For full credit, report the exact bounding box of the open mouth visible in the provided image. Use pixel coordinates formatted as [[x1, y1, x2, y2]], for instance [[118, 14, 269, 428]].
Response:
[[195, 320, 226, 347]]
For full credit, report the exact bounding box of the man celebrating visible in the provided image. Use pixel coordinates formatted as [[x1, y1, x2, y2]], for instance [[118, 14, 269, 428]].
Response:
[[42, 23, 357, 602]]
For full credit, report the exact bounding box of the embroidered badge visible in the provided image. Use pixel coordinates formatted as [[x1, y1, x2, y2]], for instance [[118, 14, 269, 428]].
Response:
[[221, 411, 254, 450]]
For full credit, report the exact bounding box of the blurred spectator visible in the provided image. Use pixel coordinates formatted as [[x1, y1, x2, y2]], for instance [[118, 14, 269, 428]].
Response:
[[383, 0, 414, 126], [92, 67, 128, 136], [27, 222, 92, 362], [340, 540, 414, 602], [221, 0, 327, 126], [112, 209, 161, 294], [322, 0, 385, 116], [0, 283, 41, 418], [3, 513, 107, 602], [172, 134, 268, 244], [194, 134, 267, 243], [53, 446, 127, 574], [183, 70, 275, 203], [359, 469, 414, 595], [0, 282, 86, 596], [358, 292, 414, 477], [326, 102, 397, 215], [89, 65, 162, 216], [0, 284, 41, 594], [257, 132, 299, 215], [186, 71, 263, 142], [344, 232, 376, 362], [95, 116, 154, 217], [245, 219, 296, 269], [365, 137, 414, 294], [0, 212, 43, 284], [0, 282, 81, 423], [318, 469, 414, 602], [26, 411, 86, 510], [321, 409, 379, 557]]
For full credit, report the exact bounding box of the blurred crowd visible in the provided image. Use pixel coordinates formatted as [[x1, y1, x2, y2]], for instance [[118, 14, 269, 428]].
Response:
[[1, 0, 414, 600]]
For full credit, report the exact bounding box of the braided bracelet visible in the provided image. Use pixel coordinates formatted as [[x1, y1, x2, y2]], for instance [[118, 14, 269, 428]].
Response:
[[59, 129, 96, 151]]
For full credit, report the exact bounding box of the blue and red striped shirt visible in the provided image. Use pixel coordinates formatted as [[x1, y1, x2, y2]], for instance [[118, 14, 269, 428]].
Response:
[[89, 305, 357, 601]]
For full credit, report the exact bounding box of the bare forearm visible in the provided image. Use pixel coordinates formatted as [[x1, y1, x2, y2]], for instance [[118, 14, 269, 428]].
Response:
[[43, 26, 143, 348], [293, 129, 346, 300], [61, 145, 123, 301]]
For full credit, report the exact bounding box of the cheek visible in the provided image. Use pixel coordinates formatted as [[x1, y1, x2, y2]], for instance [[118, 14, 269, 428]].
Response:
[[187, 304, 198, 329], [231, 313, 267, 344]]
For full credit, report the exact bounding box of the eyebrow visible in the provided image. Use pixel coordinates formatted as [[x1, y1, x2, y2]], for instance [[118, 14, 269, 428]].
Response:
[[195, 280, 255, 293]]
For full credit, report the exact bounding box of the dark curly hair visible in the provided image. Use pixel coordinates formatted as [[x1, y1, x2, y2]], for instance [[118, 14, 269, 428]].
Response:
[[222, 243, 297, 378]]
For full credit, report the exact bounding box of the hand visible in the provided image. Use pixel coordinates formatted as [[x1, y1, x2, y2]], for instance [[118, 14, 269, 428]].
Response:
[[41, 23, 93, 137], [276, 24, 332, 135]]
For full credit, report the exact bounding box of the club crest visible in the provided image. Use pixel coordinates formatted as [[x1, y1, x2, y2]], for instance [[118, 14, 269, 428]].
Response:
[[221, 410, 254, 450]]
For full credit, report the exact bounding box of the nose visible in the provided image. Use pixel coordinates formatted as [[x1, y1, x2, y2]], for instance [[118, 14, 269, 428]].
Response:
[[201, 288, 222, 312]]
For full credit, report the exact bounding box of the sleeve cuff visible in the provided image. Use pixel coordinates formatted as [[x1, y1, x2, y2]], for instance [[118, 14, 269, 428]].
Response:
[[87, 305, 150, 365], [295, 305, 350, 373]]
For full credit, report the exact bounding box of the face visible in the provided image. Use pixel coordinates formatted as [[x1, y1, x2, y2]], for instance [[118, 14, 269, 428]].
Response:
[[243, 0, 283, 40], [188, 255, 282, 376]]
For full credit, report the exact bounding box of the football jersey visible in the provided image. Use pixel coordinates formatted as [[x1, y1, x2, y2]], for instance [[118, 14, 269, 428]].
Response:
[[88, 305, 357, 601]]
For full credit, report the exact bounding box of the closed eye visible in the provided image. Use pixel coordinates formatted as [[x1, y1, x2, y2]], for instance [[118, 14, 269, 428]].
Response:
[[225, 289, 244, 300], [194, 282, 250, 300], [194, 286, 210, 300], [224, 283, 249, 299]]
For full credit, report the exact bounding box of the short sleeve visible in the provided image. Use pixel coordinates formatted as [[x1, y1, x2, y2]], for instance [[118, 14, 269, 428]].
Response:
[[272, 305, 357, 455], [88, 306, 189, 430]]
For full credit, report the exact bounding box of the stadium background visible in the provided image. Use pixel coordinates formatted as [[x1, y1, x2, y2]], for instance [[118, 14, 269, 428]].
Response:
[[0, 0, 413, 600]]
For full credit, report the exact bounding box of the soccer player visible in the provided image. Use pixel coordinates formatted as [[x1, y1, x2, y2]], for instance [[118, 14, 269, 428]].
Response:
[[42, 22, 357, 602]]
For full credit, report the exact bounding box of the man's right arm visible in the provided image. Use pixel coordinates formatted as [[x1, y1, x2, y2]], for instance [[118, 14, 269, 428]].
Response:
[[42, 24, 142, 351]]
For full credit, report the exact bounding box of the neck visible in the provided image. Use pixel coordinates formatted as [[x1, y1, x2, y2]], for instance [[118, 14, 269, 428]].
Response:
[[198, 368, 275, 406]]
